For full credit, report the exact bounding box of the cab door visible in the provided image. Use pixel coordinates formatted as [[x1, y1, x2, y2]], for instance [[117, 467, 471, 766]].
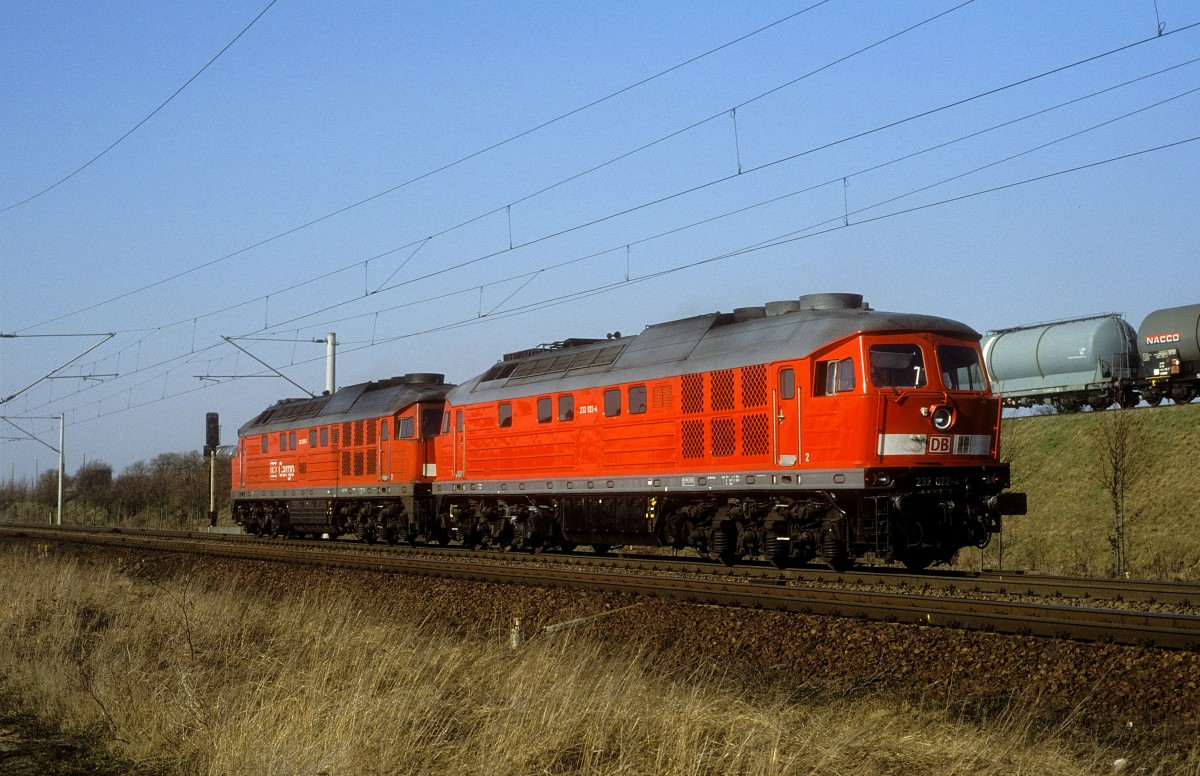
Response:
[[454, 409, 466, 478], [774, 366, 802, 466], [377, 418, 392, 482]]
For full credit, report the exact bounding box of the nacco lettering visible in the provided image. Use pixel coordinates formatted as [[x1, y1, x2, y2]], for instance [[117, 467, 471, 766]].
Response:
[[1144, 332, 1182, 345]]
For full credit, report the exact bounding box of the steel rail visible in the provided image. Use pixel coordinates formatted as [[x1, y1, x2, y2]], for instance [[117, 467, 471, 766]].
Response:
[[3, 522, 1199, 606], [4, 525, 1198, 650]]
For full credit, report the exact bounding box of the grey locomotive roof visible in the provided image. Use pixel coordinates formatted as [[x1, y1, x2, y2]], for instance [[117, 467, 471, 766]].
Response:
[[239, 373, 452, 435], [450, 294, 979, 403]]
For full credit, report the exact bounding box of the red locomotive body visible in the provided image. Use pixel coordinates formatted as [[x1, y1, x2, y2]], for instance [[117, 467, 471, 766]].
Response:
[[231, 373, 451, 543], [434, 294, 1025, 568]]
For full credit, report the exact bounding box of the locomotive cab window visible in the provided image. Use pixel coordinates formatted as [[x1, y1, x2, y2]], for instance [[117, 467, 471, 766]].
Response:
[[814, 357, 856, 396], [629, 385, 647, 415], [537, 396, 553, 424], [398, 417, 415, 439], [604, 388, 621, 417], [558, 394, 574, 421], [869, 345, 928, 389], [498, 403, 512, 428], [938, 345, 987, 391], [381, 419, 390, 441]]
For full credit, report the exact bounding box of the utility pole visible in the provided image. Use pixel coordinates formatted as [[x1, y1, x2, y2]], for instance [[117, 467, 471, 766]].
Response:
[[57, 413, 64, 525], [0, 414, 65, 525]]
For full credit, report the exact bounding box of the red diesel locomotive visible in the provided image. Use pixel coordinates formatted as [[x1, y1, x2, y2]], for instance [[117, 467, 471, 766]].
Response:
[[231, 373, 451, 544], [231, 293, 1026, 569]]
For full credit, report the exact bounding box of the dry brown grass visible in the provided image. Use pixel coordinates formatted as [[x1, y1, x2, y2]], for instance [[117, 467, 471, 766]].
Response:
[[0, 545, 1180, 775], [958, 404, 1200, 579]]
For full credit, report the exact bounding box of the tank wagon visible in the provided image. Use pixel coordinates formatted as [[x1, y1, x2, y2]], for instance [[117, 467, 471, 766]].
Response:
[[982, 303, 1200, 411], [981, 314, 1138, 412], [434, 293, 1026, 569], [1138, 303, 1200, 406], [231, 373, 452, 543]]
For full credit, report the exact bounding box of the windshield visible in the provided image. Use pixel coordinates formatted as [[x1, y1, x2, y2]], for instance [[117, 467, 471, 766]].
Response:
[[938, 345, 988, 391], [869, 344, 927, 389]]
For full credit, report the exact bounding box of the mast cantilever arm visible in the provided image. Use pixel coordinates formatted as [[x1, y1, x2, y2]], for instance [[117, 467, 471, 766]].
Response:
[[0, 333, 115, 405]]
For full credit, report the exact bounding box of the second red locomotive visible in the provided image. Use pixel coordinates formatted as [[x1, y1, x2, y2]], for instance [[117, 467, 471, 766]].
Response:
[[231, 293, 1026, 569]]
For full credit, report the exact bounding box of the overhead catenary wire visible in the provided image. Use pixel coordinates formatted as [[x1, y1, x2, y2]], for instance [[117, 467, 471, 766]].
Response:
[[43, 22, 1200, 359], [10, 1, 834, 334], [0, 0, 280, 215], [23, 130, 1200, 430], [18, 54, 1200, 411], [8, 9, 1199, 438]]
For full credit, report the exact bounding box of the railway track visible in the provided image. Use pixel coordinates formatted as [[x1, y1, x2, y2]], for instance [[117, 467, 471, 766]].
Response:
[[4, 523, 1199, 650]]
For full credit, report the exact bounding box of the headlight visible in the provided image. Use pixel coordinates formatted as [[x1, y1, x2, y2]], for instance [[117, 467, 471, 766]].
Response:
[[930, 405, 955, 430]]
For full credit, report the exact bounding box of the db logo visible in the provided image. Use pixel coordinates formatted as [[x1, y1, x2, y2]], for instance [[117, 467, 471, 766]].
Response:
[[927, 435, 952, 454]]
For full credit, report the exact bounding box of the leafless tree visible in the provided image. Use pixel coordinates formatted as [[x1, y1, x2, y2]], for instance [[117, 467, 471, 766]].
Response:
[[1089, 408, 1148, 577]]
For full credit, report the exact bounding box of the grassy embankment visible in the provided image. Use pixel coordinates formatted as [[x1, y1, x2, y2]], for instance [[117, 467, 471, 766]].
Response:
[[0, 545, 1155, 775], [968, 403, 1200, 578]]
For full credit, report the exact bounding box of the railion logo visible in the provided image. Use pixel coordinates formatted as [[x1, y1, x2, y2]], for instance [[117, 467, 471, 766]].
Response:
[[1144, 332, 1182, 346]]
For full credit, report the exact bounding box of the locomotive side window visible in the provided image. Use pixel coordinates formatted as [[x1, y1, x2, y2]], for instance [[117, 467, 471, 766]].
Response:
[[499, 403, 513, 428], [780, 368, 795, 400], [869, 345, 928, 389], [629, 385, 647, 414], [537, 396, 553, 424], [261, 436, 269, 454], [937, 345, 987, 390], [289, 432, 297, 450], [604, 388, 621, 417], [320, 427, 329, 447], [558, 394, 574, 421], [814, 358, 856, 396], [398, 417, 414, 438], [381, 419, 391, 441], [456, 410, 464, 433], [309, 430, 318, 448]]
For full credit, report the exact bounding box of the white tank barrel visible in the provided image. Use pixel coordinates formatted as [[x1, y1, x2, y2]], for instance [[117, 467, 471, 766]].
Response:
[[982, 315, 1136, 400]]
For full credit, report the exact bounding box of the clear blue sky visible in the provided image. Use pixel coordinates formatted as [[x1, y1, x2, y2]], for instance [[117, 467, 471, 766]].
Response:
[[2, 0, 1198, 483]]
